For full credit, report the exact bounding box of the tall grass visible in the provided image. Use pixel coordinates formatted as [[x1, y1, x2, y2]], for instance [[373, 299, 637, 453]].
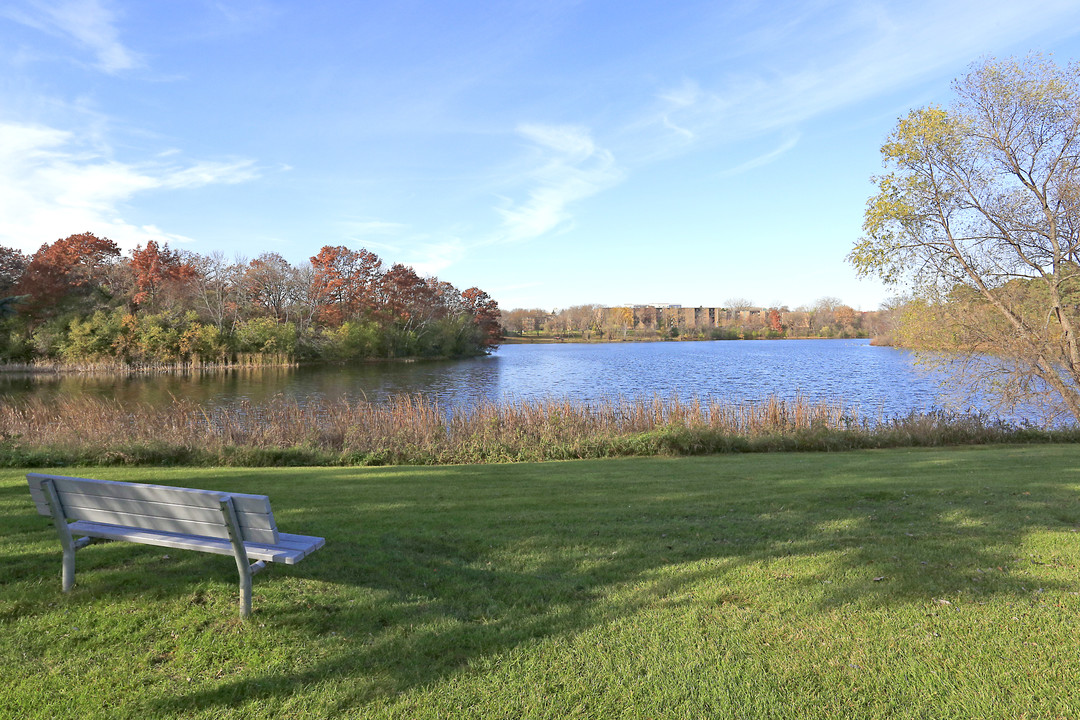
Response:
[[0, 393, 1069, 467], [0, 352, 295, 375]]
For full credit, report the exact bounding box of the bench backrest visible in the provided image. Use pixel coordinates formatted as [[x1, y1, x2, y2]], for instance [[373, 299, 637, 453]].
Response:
[[27, 473, 279, 545]]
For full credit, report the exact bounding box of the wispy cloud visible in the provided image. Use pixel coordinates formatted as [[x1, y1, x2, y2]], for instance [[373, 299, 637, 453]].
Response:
[[493, 123, 623, 244], [402, 237, 467, 278], [158, 160, 259, 189], [656, 79, 701, 143], [719, 131, 801, 177], [0, 121, 259, 252], [4, 0, 141, 73], [334, 219, 465, 278], [639, 0, 1080, 157]]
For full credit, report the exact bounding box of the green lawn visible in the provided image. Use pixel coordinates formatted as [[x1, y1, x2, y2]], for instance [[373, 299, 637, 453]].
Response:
[[3, 446, 1080, 718]]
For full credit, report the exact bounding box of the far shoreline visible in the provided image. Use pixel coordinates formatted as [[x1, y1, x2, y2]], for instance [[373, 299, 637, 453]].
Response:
[[500, 334, 878, 345]]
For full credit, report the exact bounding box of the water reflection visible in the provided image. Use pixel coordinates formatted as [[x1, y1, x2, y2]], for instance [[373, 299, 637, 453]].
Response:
[[0, 339, 1028, 422]]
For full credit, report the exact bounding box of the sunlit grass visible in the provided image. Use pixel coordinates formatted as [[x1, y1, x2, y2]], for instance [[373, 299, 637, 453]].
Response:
[[3, 445, 1080, 717]]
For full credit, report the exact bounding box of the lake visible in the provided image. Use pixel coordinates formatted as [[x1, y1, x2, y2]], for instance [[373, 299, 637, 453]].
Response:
[[0, 339, 1004, 421]]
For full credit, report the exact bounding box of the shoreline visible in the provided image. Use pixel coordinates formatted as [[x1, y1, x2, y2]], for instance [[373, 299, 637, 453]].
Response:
[[501, 334, 874, 345], [0, 351, 491, 377]]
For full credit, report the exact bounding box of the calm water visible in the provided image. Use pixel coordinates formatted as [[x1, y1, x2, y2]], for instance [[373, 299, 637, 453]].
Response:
[[0, 339, 995, 420]]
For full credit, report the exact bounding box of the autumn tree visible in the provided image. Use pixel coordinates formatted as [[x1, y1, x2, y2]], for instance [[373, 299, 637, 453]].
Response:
[[378, 263, 445, 346], [767, 308, 785, 334], [15, 232, 121, 321], [833, 305, 859, 337], [603, 306, 634, 339], [461, 287, 501, 350], [129, 240, 196, 309], [850, 55, 1080, 423], [565, 304, 601, 339], [637, 306, 658, 334], [309, 245, 382, 326], [501, 308, 530, 336]]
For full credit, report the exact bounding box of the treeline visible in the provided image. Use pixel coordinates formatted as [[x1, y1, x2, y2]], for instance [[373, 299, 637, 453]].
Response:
[[0, 232, 500, 369], [504, 298, 881, 341]]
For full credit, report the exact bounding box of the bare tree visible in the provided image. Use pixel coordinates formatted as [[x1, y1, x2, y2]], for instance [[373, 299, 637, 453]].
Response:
[[190, 251, 242, 331]]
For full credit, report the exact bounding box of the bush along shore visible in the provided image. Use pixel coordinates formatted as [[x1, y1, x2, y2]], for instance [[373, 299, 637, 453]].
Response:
[[0, 394, 1073, 467]]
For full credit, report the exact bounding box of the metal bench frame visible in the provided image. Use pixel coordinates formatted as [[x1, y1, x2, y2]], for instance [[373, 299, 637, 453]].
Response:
[[27, 473, 325, 617]]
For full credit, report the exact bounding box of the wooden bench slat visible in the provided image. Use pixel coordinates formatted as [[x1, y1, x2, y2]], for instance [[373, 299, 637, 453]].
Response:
[[28, 474, 273, 514], [55, 492, 277, 533], [67, 521, 319, 565]]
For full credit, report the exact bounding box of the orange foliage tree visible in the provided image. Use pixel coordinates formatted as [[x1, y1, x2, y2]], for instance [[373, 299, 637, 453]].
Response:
[[768, 308, 784, 334], [130, 240, 196, 308], [461, 287, 501, 350], [309, 245, 382, 325], [15, 232, 120, 321], [379, 263, 440, 328]]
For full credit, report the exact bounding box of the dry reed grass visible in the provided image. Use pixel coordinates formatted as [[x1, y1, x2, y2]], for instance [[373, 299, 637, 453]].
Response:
[[0, 353, 295, 376], [0, 392, 1054, 467]]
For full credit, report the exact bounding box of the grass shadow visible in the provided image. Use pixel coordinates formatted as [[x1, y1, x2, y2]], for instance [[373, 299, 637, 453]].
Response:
[[115, 447, 1080, 714]]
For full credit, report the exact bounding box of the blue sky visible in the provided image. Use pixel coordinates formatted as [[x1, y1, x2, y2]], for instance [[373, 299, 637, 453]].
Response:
[[4, 1, 1080, 312]]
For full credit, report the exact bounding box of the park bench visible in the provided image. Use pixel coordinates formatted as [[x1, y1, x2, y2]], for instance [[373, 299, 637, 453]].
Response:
[[26, 473, 324, 617]]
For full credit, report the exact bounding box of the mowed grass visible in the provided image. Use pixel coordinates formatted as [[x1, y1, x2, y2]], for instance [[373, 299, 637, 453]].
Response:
[[3, 446, 1080, 718]]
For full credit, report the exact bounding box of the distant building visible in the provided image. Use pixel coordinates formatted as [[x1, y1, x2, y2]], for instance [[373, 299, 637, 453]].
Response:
[[601, 304, 774, 330]]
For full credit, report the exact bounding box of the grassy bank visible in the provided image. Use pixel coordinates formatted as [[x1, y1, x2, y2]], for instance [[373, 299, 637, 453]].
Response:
[[0, 394, 1073, 467], [3, 447, 1080, 718]]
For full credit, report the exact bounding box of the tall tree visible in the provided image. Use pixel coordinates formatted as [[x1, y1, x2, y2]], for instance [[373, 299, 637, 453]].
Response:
[[189, 251, 242, 331], [461, 287, 501, 350], [309, 245, 382, 325], [15, 232, 120, 321], [129, 240, 196, 309], [850, 55, 1080, 423], [244, 252, 295, 322], [379, 263, 439, 331], [0, 246, 28, 295], [767, 308, 784, 334]]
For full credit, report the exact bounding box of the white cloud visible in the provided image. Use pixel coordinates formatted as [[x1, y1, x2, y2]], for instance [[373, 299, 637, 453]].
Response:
[[403, 238, 467, 278], [517, 123, 597, 160], [0, 121, 258, 253], [640, 0, 1080, 157], [333, 219, 465, 277], [494, 124, 623, 244], [157, 160, 259, 189], [719, 131, 801, 177], [4, 0, 142, 73]]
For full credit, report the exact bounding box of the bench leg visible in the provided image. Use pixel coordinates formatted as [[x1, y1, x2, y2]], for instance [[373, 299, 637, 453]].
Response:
[[237, 559, 252, 618], [219, 496, 255, 618], [41, 479, 77, 592], [236, 561, 268, 617], [61, 545, 75, 592]]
